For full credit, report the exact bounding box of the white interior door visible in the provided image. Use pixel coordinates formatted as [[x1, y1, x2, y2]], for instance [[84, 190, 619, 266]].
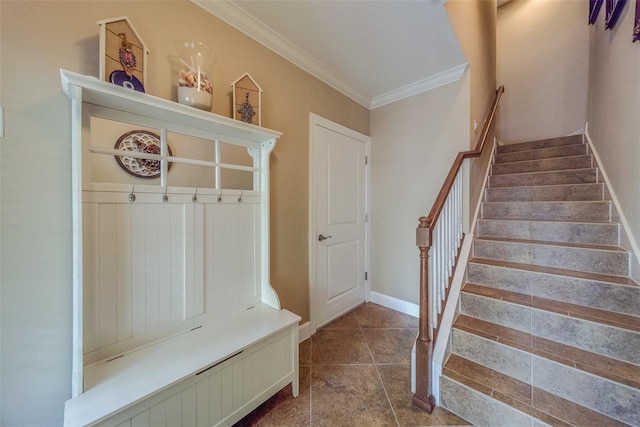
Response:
[[310, 114, 369, 329]]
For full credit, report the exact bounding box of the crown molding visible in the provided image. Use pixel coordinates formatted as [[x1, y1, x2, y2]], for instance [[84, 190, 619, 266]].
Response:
[[192, 0, 371, 108], [370, 63, 468, 109]]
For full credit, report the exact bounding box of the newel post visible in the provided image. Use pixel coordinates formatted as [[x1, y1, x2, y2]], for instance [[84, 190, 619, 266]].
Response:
[[412, 216, 436, 413]]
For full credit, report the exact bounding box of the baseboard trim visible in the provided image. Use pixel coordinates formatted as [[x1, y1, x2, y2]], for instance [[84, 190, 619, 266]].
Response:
[[369, 291, 419, 318], [298, 321, 311, 343], [584, 130, 640, 283]]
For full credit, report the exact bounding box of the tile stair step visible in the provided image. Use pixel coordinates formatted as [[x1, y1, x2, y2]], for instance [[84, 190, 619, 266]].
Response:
[[488, 168, 598, 188], [447, 316, 640, 425], [461, 283, 640, 334], [494, 143, 588, 164], [466, 258, 640, 317], [458, 291, 640, 367], [484, 182, 603, 202], [481, 200, 611, 222], [472, 236, 629, 276], [491, 154, 593, 176], [496, 135, 584, 154], [441, 354, 631, 427], [476, 218, 618, 245], [453, 314, 640, 390]]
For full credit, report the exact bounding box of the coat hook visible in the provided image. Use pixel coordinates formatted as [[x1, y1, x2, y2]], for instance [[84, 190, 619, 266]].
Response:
[[238, 190, 243, 203], [128, 185, 136, 202], [162, 187, 168, 202], [192, 188, 198, 203], [218, 190, 223, 203]]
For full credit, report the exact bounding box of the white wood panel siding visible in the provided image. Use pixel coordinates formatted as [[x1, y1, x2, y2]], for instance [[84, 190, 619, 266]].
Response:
[[83, 192, 262, 364]]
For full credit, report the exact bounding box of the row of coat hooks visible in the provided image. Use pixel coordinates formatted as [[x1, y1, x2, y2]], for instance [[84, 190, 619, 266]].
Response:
[[128, 186, 244, 203]]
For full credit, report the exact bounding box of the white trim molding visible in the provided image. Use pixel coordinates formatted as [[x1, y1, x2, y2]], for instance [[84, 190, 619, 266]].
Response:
[[192, 0, 371, 108], [370, 64, 468, 109], [369, 291, 419, 318], [584, 129, 640, 282], [192, 0, 467, 110]]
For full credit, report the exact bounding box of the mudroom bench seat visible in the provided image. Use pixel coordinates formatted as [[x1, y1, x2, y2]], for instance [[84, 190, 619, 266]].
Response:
[[64, 303, 300, 427]]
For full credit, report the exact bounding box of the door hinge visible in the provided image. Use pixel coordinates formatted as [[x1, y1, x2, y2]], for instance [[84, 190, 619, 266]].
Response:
[[365, 213, 368, 223], [365, 156, 368, 165], [365, 272, 368, 280]]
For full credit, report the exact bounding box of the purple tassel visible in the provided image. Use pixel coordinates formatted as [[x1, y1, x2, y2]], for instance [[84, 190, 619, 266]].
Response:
[[633, 0, 640, 41], [589, 0, 604, 24]]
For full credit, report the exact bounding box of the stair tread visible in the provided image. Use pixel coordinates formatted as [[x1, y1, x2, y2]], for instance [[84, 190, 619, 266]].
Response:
[[489, 166, 597, 178], [468, 257, 640, 287], [486, 181, 602, 190], [496, 136, 584, 153], [463, 282, 640, 332], [453, 314, 640, 390], [474, 235, 626, 252], [494, 143, 588, 164], [443, 354, 630, 427], [493, 154, 592, 167]]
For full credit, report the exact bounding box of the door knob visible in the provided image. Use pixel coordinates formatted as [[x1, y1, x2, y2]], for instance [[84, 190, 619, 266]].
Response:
[[318, 234, 332, 242]]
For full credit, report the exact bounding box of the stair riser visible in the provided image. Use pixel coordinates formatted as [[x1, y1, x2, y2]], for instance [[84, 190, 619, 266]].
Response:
[[440, 377, 534, 427], [489, 169, 598, 188], [460, 293, 640, 365], [495, 144, 588, 164], [476, 219, 618, 246], [466, 262, 640, 317], [473, 240, 629, 276], [485, 184, 603, 202], [492, 155, 593, 176], [482, 201, 611, 222], [497, 135, 584, 154], [450, 329, 639, 425]]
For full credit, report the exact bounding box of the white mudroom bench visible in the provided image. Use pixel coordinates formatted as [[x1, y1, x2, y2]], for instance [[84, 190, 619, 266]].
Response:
[[60, 70, 299, 427]]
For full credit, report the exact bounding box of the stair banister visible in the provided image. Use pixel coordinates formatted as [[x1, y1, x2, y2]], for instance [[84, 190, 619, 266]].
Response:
[[412, 85, 504, 413]]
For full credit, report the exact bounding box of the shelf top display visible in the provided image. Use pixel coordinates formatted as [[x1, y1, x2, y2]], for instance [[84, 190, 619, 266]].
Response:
[[60, 69, 282, 147]]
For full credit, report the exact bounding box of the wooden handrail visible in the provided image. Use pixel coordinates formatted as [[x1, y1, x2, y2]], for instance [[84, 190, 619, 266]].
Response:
[[423, 86, 504, 230], [412, 85, 504, 414]]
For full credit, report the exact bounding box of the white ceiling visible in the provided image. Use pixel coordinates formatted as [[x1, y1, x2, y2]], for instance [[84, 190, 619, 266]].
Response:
[[193, 0, 467, 109]]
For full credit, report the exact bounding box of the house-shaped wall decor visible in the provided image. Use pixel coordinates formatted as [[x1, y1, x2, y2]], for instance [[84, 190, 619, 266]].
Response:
[[231, 73, 262, 126], [97, 16, 149, 92]]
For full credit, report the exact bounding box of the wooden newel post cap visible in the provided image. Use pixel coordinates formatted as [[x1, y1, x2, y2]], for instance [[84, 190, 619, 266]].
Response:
[[416, 216, 432, 248]]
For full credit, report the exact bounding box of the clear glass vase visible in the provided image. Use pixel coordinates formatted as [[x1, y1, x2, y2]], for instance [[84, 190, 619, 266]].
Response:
[[176, 40, 214, 111]]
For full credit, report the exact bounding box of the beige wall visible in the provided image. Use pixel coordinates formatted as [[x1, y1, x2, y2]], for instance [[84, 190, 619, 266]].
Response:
[[587, 3, 640, 279], [445, 0, 498, 218], [0, 1, 367, 424], [497, 0, 589, 143], [445, 0, 497, 149], [370, 72, 470, 304]]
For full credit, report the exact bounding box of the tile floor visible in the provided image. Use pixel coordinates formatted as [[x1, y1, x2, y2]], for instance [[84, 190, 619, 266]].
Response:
[[234, 303, 469, 426]]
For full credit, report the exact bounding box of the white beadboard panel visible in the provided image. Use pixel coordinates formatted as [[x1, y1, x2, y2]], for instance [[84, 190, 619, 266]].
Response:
[[98, 203, 117, 348], [83, 196, 264, 364], [184, 203, 196, 321], [158, 204, 173, 331], [181, 384, 197, 427], [116, 204, 132, 342], [145, 204, 160, 333], [170, 203, 186, 323], [148, 400, 166, 427], [131, 203, 147, 337], [130, 410, 148, 427], [83, 202, 100, 353], [193, 203, 205, 318]]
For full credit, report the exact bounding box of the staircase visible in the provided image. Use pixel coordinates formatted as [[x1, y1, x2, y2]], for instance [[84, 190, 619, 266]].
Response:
[[440, 135, 640, 426]]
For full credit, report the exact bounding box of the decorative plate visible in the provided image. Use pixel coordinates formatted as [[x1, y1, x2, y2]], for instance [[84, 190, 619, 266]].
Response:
[[114, 130, 172, 178]]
